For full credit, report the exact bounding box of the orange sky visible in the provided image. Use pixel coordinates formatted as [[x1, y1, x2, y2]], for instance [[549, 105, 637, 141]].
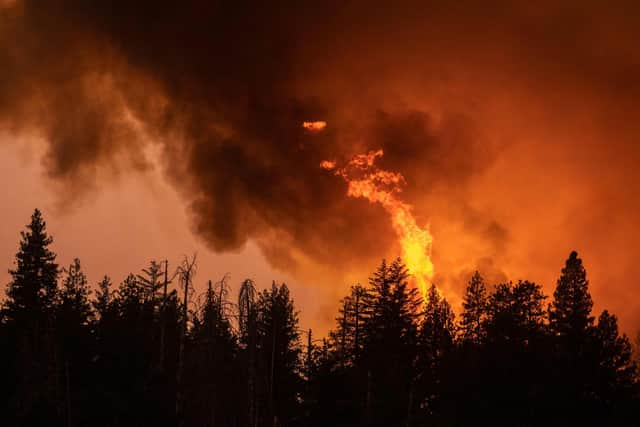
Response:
[[0, 137, 334, 332], [1, 1, 639, 336]]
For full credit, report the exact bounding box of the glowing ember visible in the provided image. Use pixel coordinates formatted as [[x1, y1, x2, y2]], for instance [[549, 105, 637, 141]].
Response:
[[319, 160, 336, 170], [302, 121, 327, 132], [322, 149, 434, 301]]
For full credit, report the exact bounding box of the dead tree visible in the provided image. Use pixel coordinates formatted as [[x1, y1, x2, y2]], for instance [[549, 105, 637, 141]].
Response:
[[238, 279, 257, 427], [307, 329, 312, 382], [176, 254, 197, 427], [159, 260, 172, 372]]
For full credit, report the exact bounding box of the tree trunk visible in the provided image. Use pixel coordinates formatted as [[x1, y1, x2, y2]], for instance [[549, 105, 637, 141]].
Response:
[[341, 301, 347, 368], [354, 292, 360, 358], [270, 308, 277, 427], [65, 358, 72, 427], [307, 329, 312, 381], [366, 370, 373, 425], [159, 260, 168, 371], [406, 383, 414, 427], [176, 268, 189, 427]]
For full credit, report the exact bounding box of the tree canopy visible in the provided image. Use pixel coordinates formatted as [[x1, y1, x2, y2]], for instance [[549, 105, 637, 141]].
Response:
[[1, 209, 638, 427]]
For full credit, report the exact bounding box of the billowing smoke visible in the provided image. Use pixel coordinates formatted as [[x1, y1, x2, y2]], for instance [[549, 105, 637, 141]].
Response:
[[1, 1, 640, 329], [0, 2, 493, 271]]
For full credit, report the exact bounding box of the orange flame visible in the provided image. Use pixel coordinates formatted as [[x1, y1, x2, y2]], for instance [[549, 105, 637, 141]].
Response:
[[319, 160, 336, 170], [302, 121, 327, 132], [321, 149, 434, 300]]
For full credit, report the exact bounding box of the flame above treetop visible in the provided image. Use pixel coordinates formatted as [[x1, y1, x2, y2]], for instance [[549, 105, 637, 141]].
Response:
[[321, 148, 434, 301]]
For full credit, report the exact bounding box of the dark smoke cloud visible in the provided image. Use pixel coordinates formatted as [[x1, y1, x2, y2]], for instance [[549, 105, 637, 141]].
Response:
[[0, 1, 498, 274], [1, 1, 640, 331]]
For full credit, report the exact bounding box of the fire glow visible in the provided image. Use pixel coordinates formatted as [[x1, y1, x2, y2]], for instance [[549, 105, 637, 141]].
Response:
[[321, 149, 434, 301], [302, 121, 327, 132]]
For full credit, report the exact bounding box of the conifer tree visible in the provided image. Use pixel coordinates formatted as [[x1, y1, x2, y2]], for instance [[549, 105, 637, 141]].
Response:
[[5, 208, 59, 324], [57, 258, 93, 331], [3, 209, 59, 424], [547, 251, 597, 422], [365, 259, 421, 352], [510, 280, 547, 337], [420, 283, 456, 364], [91, 274, 118, 417], [593, 310, 637, 413], [478, 280, 548, 426], [460, 271, 487, 345], [117, 273, 144, 317], [485, 280, 546, 345], [185, 278, 238, 427], [137, 260, 164, 304], [416, 283, 456, 419], [328, 283, 370, 367], [92, 275, 114, 320], [549, 251, 594, 340], [255, 282, 301, 426], [363, 258, 421, 426], [56, 258, 93, 427]]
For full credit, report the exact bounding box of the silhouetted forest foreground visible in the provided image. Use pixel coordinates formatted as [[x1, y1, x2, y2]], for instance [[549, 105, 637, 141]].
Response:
[[1, 209, 638, 427]]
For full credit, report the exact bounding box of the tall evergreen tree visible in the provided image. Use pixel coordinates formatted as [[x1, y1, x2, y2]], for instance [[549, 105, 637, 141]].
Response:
[[591, 310, 638, 421], [450, 272, 491, 426], [5, 208, 59, 323], [110, 274, 151, 425], [137, 260, 164, 304], [255, 282, 301, 427], [365, 259, 421, 353], [186, 278, 239, 427], [460, 271, 487, 345], [57, 258, 93, 331], [549, 251, 594, 340], [328, 283, 371, 367], [421, 284, 456, 354], [547, 252, 599, 425], [116, 273, 144, 317], [311, 283, 372, 426], [3, 209, 59, 425], [416, 283, 455, 420], [485, 280, 546, 345], [92, 275, 114, 320], [363, 258, 422, 427], [479, 280, 548, 426], [56, 258, 93, 427]]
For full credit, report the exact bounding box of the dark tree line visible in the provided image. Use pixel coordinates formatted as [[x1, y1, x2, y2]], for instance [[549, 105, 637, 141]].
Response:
[[1, 210, 638, 426]]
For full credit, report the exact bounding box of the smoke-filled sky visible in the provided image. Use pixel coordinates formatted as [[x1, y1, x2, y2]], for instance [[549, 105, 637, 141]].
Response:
[[1, 1, 639, 334]]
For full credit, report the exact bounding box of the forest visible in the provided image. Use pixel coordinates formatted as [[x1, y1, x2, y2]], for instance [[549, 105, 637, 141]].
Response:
[[1, 209, 638, 427]]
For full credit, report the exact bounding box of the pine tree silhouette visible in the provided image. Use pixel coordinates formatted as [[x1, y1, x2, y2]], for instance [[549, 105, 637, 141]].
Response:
[[255, 282, 301, 427], [3, 209, 59, 425], [363, 258, 421, 427], [5, 208, 58, 322], [460, 271, 487, 345], [548, 251, 598, 424], [56, 258, 93, 427], [592, 310, 638, 421], [550, 251, 594, 339], [416, 283, 455, 421]]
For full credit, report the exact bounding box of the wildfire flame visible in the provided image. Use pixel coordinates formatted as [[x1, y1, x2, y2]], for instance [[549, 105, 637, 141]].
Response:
[[321, 149, 434, 300], [302, 121, 327, 132]]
